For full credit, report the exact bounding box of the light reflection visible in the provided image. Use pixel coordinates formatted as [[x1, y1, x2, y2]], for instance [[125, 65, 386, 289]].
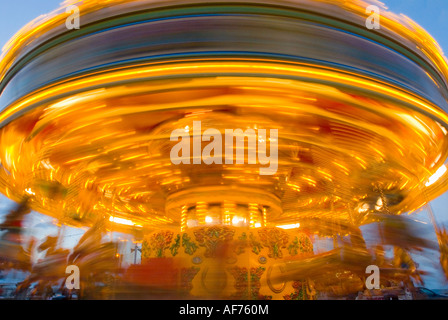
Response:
[[426, 164, 448, 187]]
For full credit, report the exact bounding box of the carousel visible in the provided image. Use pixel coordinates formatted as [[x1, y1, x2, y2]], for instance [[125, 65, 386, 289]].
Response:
[[0, 0, 448, 299]]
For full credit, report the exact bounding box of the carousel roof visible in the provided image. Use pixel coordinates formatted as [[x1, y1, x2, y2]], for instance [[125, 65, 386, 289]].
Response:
[[0, 0, 447, 231]]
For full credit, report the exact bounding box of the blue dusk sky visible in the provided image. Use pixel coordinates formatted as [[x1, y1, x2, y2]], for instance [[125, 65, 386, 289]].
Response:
[[0, 1, 447, 52]]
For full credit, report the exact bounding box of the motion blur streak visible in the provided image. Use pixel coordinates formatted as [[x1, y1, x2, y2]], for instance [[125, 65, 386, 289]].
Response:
[[0, 0, 448, 300]]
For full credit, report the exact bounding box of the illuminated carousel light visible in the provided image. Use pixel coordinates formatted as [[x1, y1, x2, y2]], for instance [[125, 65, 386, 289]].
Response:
[[1, 0, 448, 299], [278, 223, 301, 230], [425, 164, 447, 187]]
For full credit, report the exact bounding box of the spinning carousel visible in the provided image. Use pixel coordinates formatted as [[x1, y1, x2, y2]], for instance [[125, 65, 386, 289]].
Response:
[[1, 0, 448, 299]]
